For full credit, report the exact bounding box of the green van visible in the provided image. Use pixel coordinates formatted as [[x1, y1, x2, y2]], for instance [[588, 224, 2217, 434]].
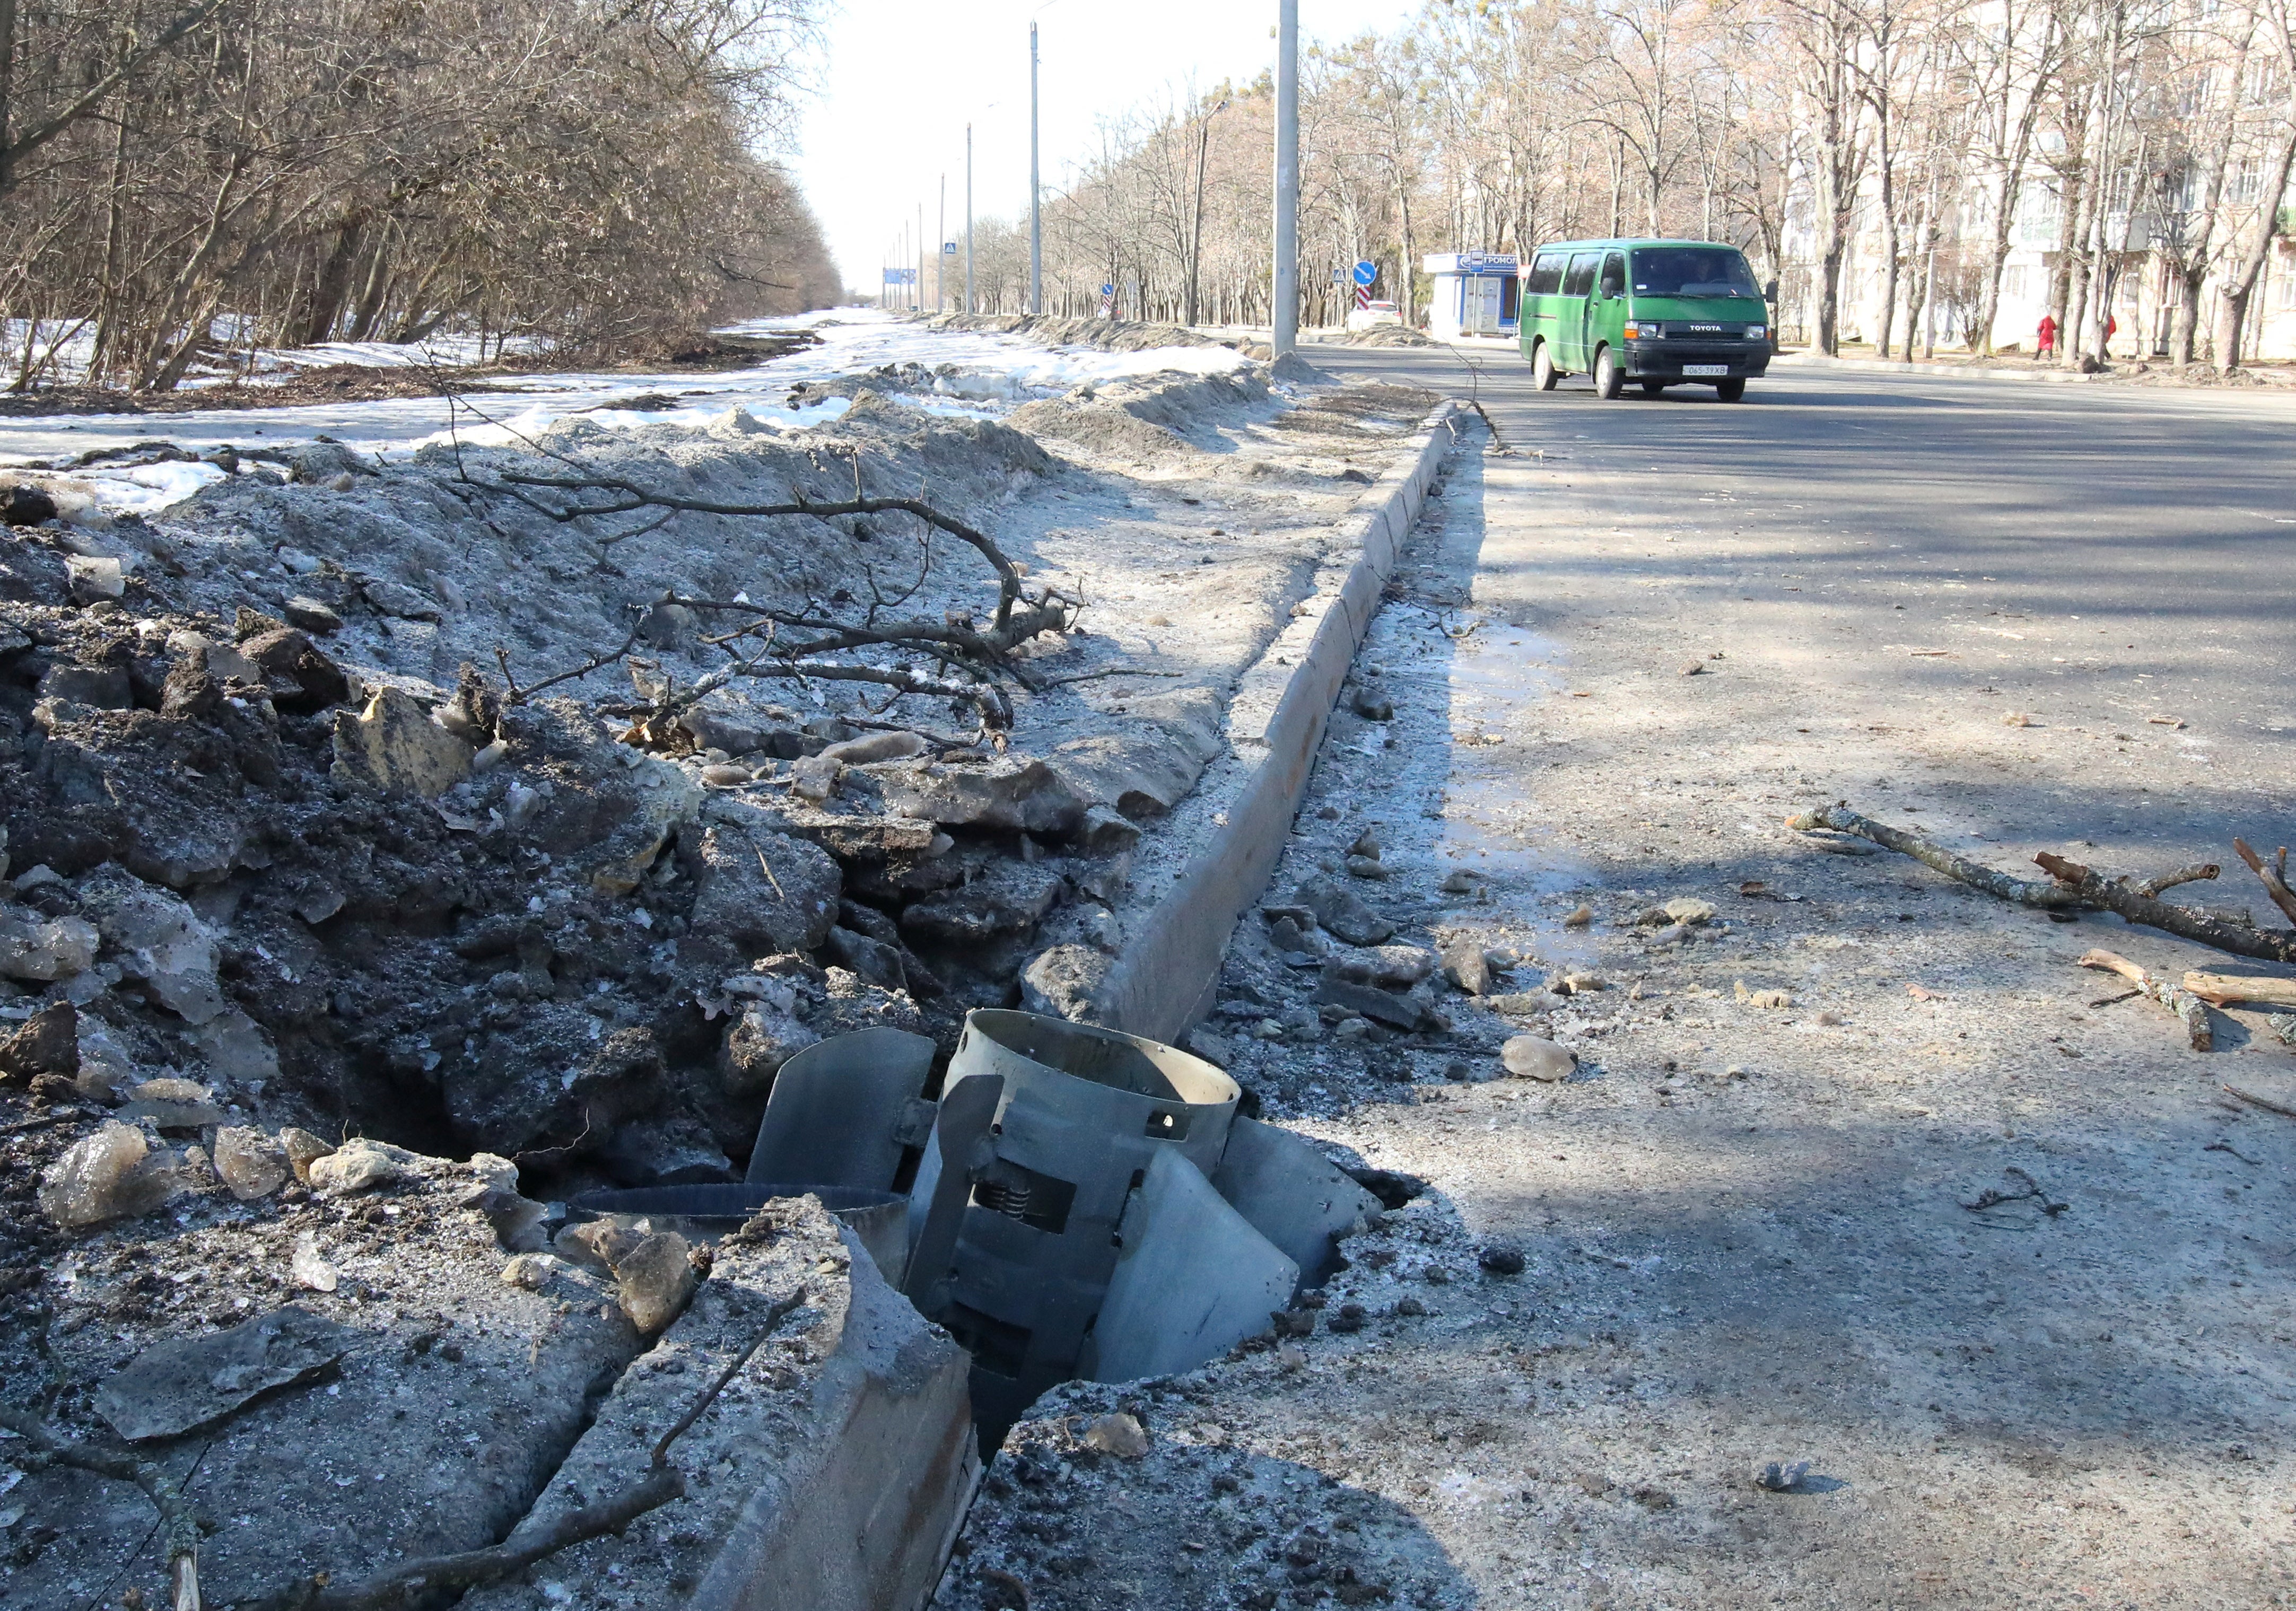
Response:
[[1518, 238, 1771, 400]]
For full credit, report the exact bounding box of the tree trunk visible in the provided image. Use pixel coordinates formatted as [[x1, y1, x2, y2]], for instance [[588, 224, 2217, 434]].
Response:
[[2214, 123, 2296, 371]]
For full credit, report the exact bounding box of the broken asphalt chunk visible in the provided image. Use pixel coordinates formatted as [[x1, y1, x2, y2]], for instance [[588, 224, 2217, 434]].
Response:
[[94, 1304, 355, 1441]]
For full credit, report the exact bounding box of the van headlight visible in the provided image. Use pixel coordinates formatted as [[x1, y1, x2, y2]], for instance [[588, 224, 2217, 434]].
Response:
[[1745, 324, 1768, 340]]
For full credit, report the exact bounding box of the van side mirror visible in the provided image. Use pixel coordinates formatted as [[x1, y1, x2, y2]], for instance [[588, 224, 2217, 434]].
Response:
[[1764, 278, 1780, 302]]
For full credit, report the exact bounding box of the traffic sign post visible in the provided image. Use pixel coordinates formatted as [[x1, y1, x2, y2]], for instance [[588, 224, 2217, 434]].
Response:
[[1100, 283, 1115, 317], [1352, 260, 1378, 286]]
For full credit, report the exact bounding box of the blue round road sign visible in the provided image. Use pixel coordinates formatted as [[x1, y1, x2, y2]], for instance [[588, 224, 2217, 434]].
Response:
[[1352, 260, 1378, 287]]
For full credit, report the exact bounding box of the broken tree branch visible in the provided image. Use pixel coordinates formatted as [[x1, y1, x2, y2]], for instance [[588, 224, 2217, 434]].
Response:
[[2035, 853, 2296, 966], [0, 1407, 203, 1607], [2180, 971, 2296, 1010], [2133, 862, 2221, 899], [2232, 838, 2296, 928], [490, 474, 1032, 636], [2078, 949, 2212, 1050], [1786, 804, 2083, 907]]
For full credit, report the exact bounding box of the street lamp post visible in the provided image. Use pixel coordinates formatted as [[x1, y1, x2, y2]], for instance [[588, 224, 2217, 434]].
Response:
[[1187, 98, 1230, 329], [1272, 0, 1298, 356], [965, 124, 975, 315], [1029, 21, 1043, 317]]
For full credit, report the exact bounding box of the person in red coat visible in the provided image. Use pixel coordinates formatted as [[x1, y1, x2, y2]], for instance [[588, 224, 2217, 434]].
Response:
[[2036, 311, 2058, 359]]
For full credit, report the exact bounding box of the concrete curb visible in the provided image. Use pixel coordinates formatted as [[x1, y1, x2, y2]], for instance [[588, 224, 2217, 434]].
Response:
[[1774, 352, 2117, 386], [1093, 398, 1465, 1045]]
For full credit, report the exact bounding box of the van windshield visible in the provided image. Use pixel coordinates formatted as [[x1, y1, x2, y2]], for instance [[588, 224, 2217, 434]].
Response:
[[1630, 247, 1758, 297]]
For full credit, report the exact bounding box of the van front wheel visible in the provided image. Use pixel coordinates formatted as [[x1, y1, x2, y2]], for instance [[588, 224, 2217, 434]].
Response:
[[1592, 346, 1622, 400], [1531, 341, 1558, 391], [1715, 377, 1747, 401]]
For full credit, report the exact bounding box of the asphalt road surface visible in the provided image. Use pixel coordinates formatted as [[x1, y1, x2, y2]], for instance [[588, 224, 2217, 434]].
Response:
[[1170, 351, 2296, 1609]]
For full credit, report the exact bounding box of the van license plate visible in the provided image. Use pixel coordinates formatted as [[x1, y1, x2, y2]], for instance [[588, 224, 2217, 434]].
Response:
[[1683, 364, 1730, 377]]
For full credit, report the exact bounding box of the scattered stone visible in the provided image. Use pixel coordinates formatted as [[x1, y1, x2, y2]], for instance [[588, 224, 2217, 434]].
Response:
[[1478, 1242, 1526, 1276], [1082, 1412, 1151, 1458], [614, 1231, 700, 1335], [1350, 685, 1394, 721], [212, 1126, 290, 1200], [77, 868, 226, 1023], [279, 1127, 336, 1184], [901, 861, 1065, 948], [290, 1230, 339, 1292], [501, 1253, 561, 1291], [1345, 854, 1390, 880], [1501, 1036, 1574, 1082], [1020, 944, 1111, 1021], [38, 1122, 194, 1225], [1735, 980, 1794, 1009], [66, 554, 126, 602], [686, 819, 841, 956], [1294, 874, 1395, 946], [1562, 905, 1593, 928], [307, 1137, 407, 1196], [1315, 975, 1446, 1032], [1078, 803, 1142, 855], [1815, 1008, 1846, 1026], [1266, 915, 1314, 953], [877, 755, 1086, 836], [1327, 1302, 1367, 1333], [331, 686, 474, 797], [38, 662, 132, 708], [117, 1078, 226, 1129], [1330, 945, 1439, 991], [0, 1001, 78, 1081], [1, 483, 58, 525], [1277, 1342, 1309, 1370], [1679, 659, 1706, 676], [816, 729, 929, 766], [0, 909, 99, 982], [1753, 1460, 1814, 1492], [1561, 972, 1607, 993], [1348, 828, 1382, 860], [1439, 868, 1482, 895], [1441, 940, 1491, 996], [1662, 897, 1715, 924], [825, 926, 907, 992], [2003, 711, 2033, 728], [93, 1305, 355, 1442], [241, 625, 351, 714], [789, 753, 843, 802], [281, 594, 343, 634]]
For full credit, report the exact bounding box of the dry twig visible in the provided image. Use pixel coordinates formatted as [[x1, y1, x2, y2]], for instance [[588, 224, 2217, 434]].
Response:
[[0, 1406, 204, 1608], [2078, 949, 2212, 1050]]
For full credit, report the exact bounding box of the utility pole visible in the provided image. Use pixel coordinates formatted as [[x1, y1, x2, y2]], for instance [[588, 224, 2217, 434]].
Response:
[[965, 124, 975, 315], [917, 202, 924, 312], [938, 174, 947, 312], [1029, 20, 1043, 317], [1272, 0, 1299, 356]]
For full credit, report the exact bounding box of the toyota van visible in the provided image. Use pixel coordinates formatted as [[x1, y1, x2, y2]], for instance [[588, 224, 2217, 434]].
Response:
[[1518, 238, 1771, 400]]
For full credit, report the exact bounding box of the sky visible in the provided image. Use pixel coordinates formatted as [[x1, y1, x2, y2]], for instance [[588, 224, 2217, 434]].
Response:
[[786, 1, 1408, 296]]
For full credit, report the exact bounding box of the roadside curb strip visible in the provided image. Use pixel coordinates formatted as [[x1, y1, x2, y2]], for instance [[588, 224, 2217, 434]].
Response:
[[1093, 397, 1465, 1044], [691, 1224, 977, 1611], [1775, 352, 2117, 386]]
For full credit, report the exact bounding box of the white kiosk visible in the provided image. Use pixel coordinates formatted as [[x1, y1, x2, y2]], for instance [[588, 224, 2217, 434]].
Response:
[[1423, 252, 1520, 340]]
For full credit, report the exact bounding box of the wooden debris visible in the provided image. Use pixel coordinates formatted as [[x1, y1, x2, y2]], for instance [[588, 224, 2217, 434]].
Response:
[[2232, 838, 2296, 928], [1786, 804, 2082, 907], [2078, 949, 2212, 1050], [2036, 853, 2296, 966], [2132, 862, 2220, 899], [2180, 971, 2296, 1009]]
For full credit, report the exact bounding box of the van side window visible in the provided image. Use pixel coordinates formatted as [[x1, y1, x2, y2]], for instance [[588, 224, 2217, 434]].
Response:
[[1600, 253, 1626, 298], [1526, 253, 1565, 295], [1561, 253, 1600, 297]]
